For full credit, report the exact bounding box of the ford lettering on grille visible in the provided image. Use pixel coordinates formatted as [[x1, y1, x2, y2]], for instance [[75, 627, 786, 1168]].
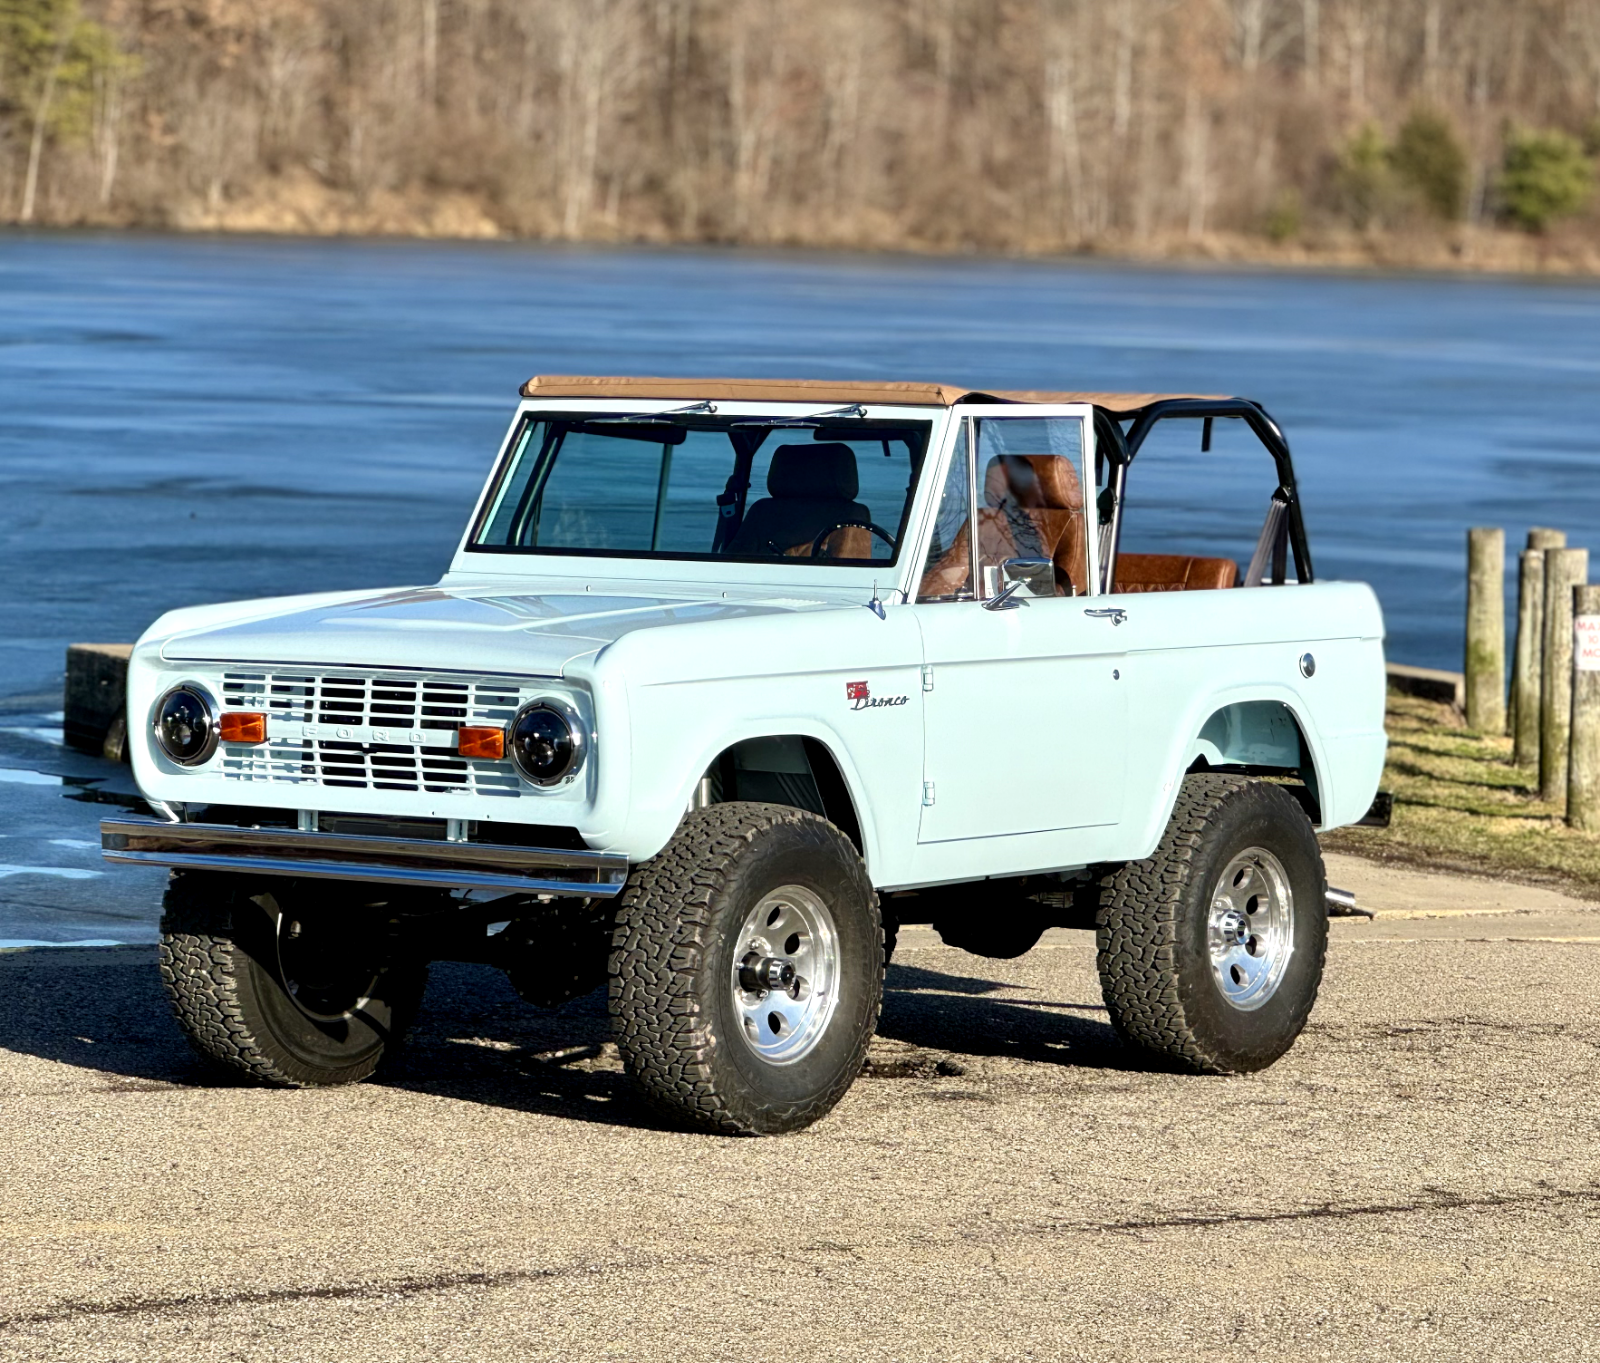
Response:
[[269, 721, 445, 747], [212, 669, 543, 796]]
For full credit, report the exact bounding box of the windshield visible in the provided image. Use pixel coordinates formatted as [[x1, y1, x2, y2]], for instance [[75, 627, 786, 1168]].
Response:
[[470, 413, 932, 565]]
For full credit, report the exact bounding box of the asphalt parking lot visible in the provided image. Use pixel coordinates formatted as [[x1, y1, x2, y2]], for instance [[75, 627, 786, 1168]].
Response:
[[1, 853, 1597, 1362]]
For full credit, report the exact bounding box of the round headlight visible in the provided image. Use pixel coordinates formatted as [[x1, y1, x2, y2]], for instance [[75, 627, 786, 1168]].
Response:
[[508, 702, 583, 786], [154, 684, 218, 766]]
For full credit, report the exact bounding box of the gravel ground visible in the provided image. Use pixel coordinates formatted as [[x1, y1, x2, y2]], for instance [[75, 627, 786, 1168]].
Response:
[[1, 860, 1597, 1362]]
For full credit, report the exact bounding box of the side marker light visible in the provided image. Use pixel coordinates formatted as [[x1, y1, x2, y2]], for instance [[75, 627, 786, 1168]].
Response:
[[218, 712, 267, 744], [457, 726, 506, 760]]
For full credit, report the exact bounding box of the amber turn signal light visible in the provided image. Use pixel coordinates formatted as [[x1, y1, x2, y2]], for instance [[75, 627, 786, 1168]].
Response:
[[457, 726, 506, 760], [218, 711, 267, 744]]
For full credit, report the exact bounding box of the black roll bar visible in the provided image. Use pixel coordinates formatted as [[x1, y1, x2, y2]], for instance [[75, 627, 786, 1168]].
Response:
[[1118, 398, 1314, 585]]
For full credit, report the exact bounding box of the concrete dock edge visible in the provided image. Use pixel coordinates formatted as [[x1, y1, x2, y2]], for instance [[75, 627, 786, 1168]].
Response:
[[1386, 661, 1464, 709], [64, 643, 133, 759]]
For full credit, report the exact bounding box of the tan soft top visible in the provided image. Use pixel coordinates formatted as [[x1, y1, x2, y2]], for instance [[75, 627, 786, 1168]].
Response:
[[519, 375, 1224, 414]]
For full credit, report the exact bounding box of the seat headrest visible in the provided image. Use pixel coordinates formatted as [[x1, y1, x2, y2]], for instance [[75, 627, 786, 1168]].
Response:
[[767, 443, 860, 501], [983, 454, 1082, 512]]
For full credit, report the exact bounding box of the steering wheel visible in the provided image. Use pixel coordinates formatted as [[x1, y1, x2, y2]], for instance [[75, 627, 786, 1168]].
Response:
[[809, 521, 896, 559]]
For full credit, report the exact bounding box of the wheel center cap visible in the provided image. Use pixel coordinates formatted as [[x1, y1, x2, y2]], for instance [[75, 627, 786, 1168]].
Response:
[[738, 954, 796, 993], [1216, 908, 1249, 945]]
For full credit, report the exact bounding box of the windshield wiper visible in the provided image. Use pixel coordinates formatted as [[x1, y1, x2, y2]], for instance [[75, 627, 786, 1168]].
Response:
[[732, 404, 869, 429], [590, 400, 718, 424]]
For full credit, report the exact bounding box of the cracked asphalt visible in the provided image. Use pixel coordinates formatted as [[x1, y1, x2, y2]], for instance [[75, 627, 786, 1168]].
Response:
[[1, 856, 1597, 1362]]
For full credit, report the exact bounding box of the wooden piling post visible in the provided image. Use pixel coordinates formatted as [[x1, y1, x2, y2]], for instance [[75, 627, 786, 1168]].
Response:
[[1540, 547, 1590, 805], [1568, 584, 1600, 832], [1510, 529, 1567, 754], [1512, 550, 1546, 765], [1464, 528, 1505, 733]]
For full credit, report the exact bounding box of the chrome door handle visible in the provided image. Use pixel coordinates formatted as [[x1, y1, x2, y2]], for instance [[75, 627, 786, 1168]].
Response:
[[1084, 608, 1127, 625]]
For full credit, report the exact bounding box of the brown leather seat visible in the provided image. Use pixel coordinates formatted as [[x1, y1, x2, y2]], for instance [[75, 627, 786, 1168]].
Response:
[[917, 454, 1086, 599], [727, 443, 873, 558], [1112, 553, 1238, 593], [981, 455, 1087, 596]]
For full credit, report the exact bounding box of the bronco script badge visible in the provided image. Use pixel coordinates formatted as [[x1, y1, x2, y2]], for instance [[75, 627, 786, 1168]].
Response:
[[846, 680, 908, 711]]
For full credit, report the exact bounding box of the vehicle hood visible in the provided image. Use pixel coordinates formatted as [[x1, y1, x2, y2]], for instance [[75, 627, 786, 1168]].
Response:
[[159, 585, 834, 677]]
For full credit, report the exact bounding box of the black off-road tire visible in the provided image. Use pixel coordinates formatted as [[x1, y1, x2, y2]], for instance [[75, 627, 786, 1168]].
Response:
[[1094, 774, 1327, 1074], [880, 903, 900, 967], [158, 870, 428, 1087], [608, 803, 883, 1136]]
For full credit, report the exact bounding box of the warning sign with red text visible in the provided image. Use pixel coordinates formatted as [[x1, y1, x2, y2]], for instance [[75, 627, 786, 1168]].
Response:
[[1577, 615, 1600, 672]]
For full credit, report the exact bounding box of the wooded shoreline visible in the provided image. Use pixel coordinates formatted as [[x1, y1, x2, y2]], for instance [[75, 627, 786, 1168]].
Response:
[[8, 2, 1600, 277], [17, 212, 1600, 284]]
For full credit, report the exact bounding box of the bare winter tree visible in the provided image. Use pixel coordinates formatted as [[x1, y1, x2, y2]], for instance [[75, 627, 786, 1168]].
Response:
[[3, 0, 1599, 254]]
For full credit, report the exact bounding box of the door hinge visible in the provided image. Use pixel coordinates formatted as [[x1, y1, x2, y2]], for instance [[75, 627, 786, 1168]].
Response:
[[922, 781, 936, 807], [921, 665, 934, 692]]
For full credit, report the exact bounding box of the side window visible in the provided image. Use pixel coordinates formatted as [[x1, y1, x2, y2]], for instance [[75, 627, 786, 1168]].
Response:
[[974, 417, 1089, 598], [916, 424, 973, 601]]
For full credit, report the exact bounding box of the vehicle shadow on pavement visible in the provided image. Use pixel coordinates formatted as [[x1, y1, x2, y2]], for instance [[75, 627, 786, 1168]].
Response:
[[0, 949, 1144, 1124], [878, 960, 1139, 1073], [0, 946, 221, 1090], [375, 962, 677, 1131], [0, 948, 675, 1130]]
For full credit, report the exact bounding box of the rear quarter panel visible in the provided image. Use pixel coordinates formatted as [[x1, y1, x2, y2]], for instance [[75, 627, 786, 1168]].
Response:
[[1107, 580, 1386, 860]]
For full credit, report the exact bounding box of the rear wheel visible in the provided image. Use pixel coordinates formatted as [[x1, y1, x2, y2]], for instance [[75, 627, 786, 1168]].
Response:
[[158, 871, 428, 1087], [1094, 774, 1327, 1073], [609, 803, 882, 1135]]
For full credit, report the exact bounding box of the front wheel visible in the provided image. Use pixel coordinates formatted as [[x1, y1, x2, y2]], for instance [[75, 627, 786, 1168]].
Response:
[[158, 871, 428, 1087], [609, 803, 883, 1135], [1093, 774, 1327, 1074]]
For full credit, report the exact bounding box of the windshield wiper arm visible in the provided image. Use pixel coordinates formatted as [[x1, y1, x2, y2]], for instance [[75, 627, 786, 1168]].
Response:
[[590, 401, 719, 424], [731, 404, 870, 429]]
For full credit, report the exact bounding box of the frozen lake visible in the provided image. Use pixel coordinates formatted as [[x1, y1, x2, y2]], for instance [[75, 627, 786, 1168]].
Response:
[[3, 231, 1599, 941]]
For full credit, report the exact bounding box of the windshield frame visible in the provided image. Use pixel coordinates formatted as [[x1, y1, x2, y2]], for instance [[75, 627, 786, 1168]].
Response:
[[452, 400, 954, 594]]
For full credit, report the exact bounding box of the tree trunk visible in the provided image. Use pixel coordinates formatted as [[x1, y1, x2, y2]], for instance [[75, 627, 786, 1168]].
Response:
[[95, 64, 124, 208], [1300, 0, 1319, 90], [21, 37, 70, 225]]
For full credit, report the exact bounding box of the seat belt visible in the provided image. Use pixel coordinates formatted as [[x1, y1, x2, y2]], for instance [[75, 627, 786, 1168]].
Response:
[[1096, 486, 1117, 592], [711, 445, 757, 553], [711, 483, 742, 553], [1244, 490, 1291, 587]]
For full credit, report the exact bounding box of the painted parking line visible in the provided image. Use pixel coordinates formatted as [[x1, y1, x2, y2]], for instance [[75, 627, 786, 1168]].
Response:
[[1342, 936, 1600, 945]]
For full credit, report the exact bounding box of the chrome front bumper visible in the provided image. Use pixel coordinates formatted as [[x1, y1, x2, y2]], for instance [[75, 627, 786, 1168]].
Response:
[[100, 817, 628, 897]]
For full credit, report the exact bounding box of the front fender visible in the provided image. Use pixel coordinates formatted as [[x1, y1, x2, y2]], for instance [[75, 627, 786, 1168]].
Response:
[[580, 608, 923, 876]]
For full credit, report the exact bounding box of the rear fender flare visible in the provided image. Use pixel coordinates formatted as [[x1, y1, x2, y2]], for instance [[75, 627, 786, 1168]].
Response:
[[1139, 688, 1330, 857]]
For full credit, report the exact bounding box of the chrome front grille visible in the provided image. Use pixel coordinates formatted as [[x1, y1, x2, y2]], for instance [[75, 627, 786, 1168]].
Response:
[[215, 669, 530, 796]]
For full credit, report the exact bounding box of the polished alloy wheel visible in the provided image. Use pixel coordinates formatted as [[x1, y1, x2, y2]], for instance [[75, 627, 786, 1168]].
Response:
[[1207, 847, 1295, 1012], [730, 883, 840, 1064]]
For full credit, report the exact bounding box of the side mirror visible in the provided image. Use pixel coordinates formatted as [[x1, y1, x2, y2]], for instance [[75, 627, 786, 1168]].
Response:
[[1001, 557, 1056, 598]]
